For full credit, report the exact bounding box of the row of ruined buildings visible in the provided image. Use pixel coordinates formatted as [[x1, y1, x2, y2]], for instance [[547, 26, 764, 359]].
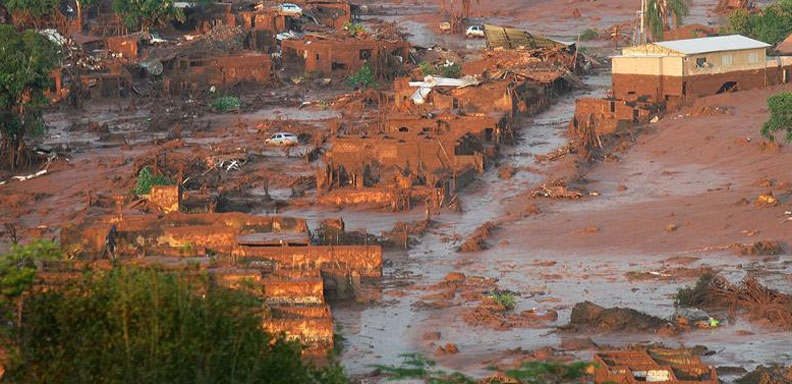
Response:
[[35, 0, 413, 101], [315, 25, 587, 211]]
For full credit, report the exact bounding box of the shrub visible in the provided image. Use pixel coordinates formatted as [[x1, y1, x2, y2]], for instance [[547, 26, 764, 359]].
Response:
[[418, 61, 462, 78], [134, 166, 172, 195], [4, 267, 348, 383], [487, 290, 516, 310], [346, 62, 378, 88], [579, 28, 598, 41], [762, 91, 792, 142], [211, 95, 242, 112], [342, 22, 365, 36]]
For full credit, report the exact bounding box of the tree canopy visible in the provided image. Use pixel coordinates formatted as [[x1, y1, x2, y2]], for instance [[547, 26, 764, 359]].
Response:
[[0, 0, 58, 19], [726, 0, 792, 44], [0, 25, 61, 171], [112, 0, 185, 32], [762, 92, 792, 142], [3, 267, 347, 384]]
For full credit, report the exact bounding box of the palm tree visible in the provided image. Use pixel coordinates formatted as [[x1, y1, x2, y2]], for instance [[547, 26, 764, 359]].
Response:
[[645, 0, 690, 41]]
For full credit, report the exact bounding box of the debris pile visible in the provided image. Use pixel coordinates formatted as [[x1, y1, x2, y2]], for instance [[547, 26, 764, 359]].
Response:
[[676, 273, 792, 330]]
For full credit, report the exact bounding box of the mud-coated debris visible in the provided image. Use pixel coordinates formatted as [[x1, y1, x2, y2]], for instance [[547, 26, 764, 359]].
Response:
[[457, 221, 498, 252], [521, 308, 558, 321], [564, 301, 669, 333], [559, 337, 597, 351], [731, 240, 783, 256], [677, 273, 792, 330], [422, 332, 441, 341], [498, 164, 517, 179], [754, 193, 778, 207], [736, 365, 792, 384], [444, 272, 466, 282]]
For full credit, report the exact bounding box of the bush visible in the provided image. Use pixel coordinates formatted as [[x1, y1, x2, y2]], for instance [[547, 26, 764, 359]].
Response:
[[5, 267, 348, 384], [346, 62, 378, 88], [762, 92, 792, 142], [134, 166, 172, 195], [579, 28, 598, 41], [487, 290, 516, 310], [342, 22, 365, 36], [0, 239, 61, 300], [418, 61, 462, 78], [371, 353, 591, 383], [211, 95, 242, 112]]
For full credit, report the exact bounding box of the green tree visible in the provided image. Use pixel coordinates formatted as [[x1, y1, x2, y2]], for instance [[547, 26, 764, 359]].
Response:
[[0, 239, 61, 329], [4, 267, 347, 384], [646, 0, 690, 41], [726, 8, 752, 35], [725, 0, 792, 44], [762, 92, 792, 142], [1, 0, 58, 26], [112, 0, 185, 32], [0, 25, 61, 172]]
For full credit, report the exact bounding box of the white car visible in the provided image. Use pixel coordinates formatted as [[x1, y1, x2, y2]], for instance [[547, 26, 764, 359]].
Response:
[[273, 3, 303, 16], [466, 25, 485, 38], [265, 132, 299, 146]]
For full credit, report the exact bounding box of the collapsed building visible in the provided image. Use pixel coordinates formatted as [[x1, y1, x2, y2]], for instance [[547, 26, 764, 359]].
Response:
[[281, 34, 410, 78], [59, 210, 382, 353], [593, 349, 719, 384], [314, 27, 583, 210]]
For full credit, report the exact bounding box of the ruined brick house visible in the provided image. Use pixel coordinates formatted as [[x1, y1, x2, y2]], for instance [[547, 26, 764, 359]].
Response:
[[593, 349, 718, 384], [281, 35, 410, 77], [160, 51, 274, 95], [394, 73, 570, 120], [60, 212, 383, 352], [570, 97, 663, 138], [612, 35, 792, 104], [298, 0, 353, 30]]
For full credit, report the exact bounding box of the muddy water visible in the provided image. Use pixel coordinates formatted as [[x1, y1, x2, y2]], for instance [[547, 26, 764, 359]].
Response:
[[327, 73, 616, 376], [331, 69, 792, 377]]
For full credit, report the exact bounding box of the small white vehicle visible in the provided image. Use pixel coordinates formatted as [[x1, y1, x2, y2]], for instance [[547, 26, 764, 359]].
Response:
[[273, 3, 303, 16], [265, 132, 299, 146], [465, 25, 485, 38]]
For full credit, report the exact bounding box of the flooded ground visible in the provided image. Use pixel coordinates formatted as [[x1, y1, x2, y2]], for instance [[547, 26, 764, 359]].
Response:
[[328, 72, 614, 375]]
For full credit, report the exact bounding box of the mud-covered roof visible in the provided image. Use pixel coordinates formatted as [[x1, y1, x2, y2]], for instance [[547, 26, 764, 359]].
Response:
[[654, 34, 769, 55], [483, 24, 569, 50]]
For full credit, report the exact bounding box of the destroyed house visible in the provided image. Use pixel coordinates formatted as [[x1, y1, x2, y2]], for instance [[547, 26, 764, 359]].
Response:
[[394, 77, 516, 115], [281, 36, 410, 77], [383, 113, 509, 145], [321, 131, 484, 190], [593, 350, 718, 384], [299, 0, 353, 29], [612, 35, 792, 104], [161, 51, 274, 94]]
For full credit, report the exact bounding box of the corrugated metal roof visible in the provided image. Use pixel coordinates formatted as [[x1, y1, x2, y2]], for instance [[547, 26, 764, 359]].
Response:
[[654, 35, 770, 55], [483, 24, 568, 50]]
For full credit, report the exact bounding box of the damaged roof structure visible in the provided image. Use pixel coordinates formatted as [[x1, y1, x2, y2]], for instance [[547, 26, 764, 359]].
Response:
[[593, 349, 719, 384]]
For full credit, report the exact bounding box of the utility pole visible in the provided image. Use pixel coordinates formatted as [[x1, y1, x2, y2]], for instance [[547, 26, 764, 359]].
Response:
[[640, 0, 647, 44]]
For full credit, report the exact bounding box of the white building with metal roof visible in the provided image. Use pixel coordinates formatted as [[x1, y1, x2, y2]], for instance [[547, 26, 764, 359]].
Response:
[[611, 34, 792, 104]]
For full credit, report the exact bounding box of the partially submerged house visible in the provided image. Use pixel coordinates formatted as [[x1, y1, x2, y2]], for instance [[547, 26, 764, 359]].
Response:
[[612, 35, 792, 104]]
